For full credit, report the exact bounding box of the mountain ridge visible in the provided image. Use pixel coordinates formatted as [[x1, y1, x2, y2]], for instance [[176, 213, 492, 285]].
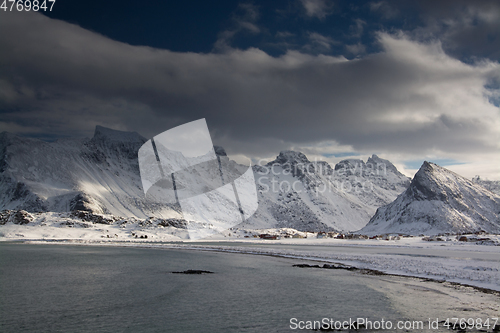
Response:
[[0, 126, 410, 231], [6, 126, 496, 235], [361, 161, 500, 235]]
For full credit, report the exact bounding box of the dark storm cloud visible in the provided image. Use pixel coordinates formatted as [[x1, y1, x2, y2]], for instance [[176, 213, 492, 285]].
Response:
[[0, 11, 499, 162], [382, 0, 500, 61]]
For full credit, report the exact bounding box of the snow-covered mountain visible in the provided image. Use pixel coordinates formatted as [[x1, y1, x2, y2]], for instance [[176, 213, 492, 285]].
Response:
[[241, 151, 410, 232], [0, 126, 411, 232], [0, 126, 182, 219], [361, 161, 500, 235]]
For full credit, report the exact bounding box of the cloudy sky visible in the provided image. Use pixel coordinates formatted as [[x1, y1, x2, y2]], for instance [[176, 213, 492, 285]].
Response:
[[1, 0, 499, 179]]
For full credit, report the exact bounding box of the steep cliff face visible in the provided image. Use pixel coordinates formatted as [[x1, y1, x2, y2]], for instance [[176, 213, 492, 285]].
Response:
[[0, 127, 180, 218]]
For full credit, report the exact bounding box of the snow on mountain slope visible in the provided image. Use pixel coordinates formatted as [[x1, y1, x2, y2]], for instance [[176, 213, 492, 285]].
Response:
[[1, 128, 410, 232], [361, 161, 500, 235], [472, 176, 500, 196], [0, 127, 180, 218], [239, 151, 410, 232], [333, 154, 410, 208]]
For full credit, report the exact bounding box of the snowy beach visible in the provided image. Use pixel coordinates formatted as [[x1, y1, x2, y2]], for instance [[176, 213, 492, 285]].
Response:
[[4, 231, 499, 293]]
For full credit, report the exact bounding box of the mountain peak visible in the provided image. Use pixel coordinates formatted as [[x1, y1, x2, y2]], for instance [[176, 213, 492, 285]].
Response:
[[93, 125, 145, 143], [0, 131, 14, 146], [420, 160, 434, 171], [273, 150, 310, 165], [361, 162, 500, 235], [214, 145, 227, 157], [334, 158, 365, 171], [410, 161, 468, 201], [366, 154, 402, 176]]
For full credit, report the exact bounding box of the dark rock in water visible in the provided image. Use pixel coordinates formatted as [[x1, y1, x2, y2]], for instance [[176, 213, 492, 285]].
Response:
[[293, 264, 320, 268], [172, 270, 214, 274], [293, 263, 357, 271], [322, 263, 357, 270]]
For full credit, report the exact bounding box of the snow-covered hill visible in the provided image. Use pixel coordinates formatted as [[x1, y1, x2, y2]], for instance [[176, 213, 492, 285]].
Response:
[[0, 127, 411, 233], [0, 126, 181, 219], [242, 151, 410, 232], [361, 161, 500, 235]]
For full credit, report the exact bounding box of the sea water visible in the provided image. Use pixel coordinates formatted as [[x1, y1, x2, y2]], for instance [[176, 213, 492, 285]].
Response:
[[0, 243, 407, 332]]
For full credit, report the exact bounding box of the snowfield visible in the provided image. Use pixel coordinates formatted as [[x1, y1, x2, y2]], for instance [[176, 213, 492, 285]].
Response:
[[169, 238, 500, 292]]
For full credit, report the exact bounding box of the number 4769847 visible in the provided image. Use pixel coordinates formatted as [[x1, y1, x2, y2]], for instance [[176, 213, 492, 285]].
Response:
[[1, 0, 56, 11]]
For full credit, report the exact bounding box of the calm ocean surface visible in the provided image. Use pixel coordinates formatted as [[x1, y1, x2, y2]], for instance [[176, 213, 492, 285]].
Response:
[[0, 243, 407, 332]]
